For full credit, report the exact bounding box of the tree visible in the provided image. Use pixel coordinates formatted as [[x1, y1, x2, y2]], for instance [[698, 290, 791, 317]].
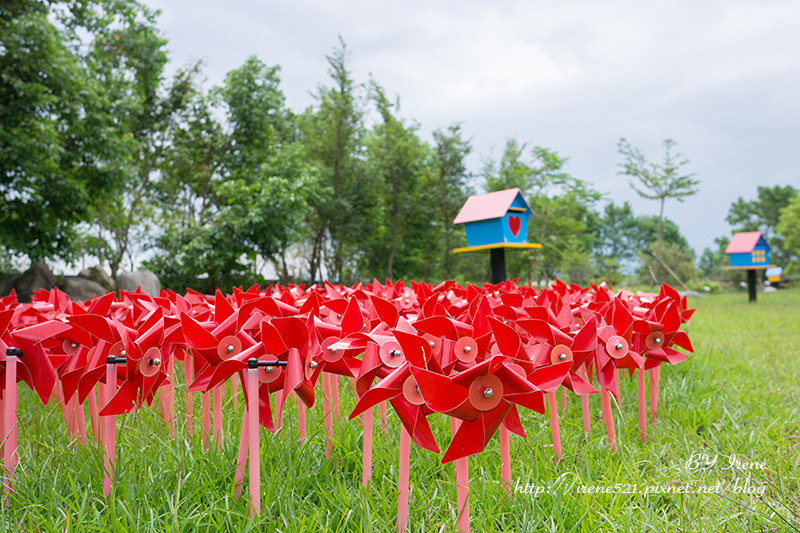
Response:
[[0, 0, 129, 262], [430, 124, 472, 279], [777, 191, 800, 257], [146, 57, 316, 290], [298, 37, 369, 283], [81, 3, 199, 278], [593, 201, 641, 283], [617, 138, 699, 283], [363, 81, 431, 280]]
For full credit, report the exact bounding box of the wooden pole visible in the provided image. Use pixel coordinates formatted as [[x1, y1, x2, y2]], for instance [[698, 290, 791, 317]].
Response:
[[747, 269, 757, 303], [490, 248, 506, 284]]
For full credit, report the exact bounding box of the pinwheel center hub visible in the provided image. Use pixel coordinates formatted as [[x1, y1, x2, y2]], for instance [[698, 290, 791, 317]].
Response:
[[226, 345, 235, 353], [265, 367, 274, 373], [119, 349, 127, 357], [309, 361, 318, 369], [615, 343, 624, 351], [468, 374, 504, 411], [654, 337, 662, 344], [559, 353, 567, 360], [391, 349, 402, 357], [71, 343, 78, 349], [149, 358, 161, 366], [463, 346, 472, 354], [329, 347, 337, 354]]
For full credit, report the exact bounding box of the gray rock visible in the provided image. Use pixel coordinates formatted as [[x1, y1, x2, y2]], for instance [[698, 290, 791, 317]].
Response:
[[79, 265, 116, 292], [11, 262, 56, 302], [679, 290, 707, 300], [0, 273, 21, 297], [56, 276, 107, 302], [117, 270, 161, 296], [763, 286, 778, 293]]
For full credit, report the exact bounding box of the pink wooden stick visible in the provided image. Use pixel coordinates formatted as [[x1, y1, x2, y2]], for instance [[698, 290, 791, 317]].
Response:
[[456, 456, 470, 533], [600, 387, 617, 453], [234, 407, 248, 499], [75, 395, 88, 446], [247, 367, 260, 516], [88, 386, 99, 442], [322, 372, 333, 459], [332, 374, 340, 419], [185, 354, 194, 436], [231, 372, 239, 409], [638, 368, 647, 441], [202, 391, 211, 451], [380, 401, 388, 432], [547, 390, 562, 458], [499, 424, 512, 497], [161, 357, 176, 437], [213, 384, 223, 448], [3, 353, 18, 493], [297, 397, 307, 444], [362, 406, 373, 486], [452, 418, 470, 533], [580, 366, 591, 433], [649, 366, 660, 423], [560, 387, 568, 411], [396, 424, 411, 532], [102, 363, 117, 498], [275, 387, 285, 430]]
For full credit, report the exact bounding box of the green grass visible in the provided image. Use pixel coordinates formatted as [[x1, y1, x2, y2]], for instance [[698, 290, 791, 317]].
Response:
[[2, 288, 800, 532]]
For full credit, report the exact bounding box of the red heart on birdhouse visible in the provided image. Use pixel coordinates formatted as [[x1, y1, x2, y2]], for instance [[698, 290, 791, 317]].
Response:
[[508, 215, 521, 237]]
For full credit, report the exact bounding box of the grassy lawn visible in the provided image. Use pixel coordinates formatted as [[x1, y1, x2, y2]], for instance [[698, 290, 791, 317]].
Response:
[[2, 288, 799, 532]]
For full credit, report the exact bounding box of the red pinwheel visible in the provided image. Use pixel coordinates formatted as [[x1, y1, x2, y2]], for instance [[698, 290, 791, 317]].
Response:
[[1, 313, 72, 404], [349, 330, 441, 453], [98, 308, 169, 415], [412, 356, 543, 463]]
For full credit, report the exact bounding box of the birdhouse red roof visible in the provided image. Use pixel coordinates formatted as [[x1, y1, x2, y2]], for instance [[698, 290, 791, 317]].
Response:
[[453, 188, 533, 224], [725, 231, 766, 254]]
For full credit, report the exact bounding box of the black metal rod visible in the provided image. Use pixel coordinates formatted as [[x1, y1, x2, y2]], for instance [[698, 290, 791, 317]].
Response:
[[106, 356, 127, 365], [490, 248, 506, 284], [6, 347, 23, 358], [747, 269, 757, 303], [247, 358, 289, 369]]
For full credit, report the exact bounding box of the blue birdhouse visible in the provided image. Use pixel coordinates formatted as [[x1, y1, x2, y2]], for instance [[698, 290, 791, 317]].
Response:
[[724, 231, 772, 269], [452, 188, 535, 249]]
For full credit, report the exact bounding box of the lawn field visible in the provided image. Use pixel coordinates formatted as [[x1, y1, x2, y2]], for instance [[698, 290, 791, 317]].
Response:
[[2, 288, 799, 532]]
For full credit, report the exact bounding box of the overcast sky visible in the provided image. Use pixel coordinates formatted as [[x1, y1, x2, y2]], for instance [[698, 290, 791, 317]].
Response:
[[147, 0, 800, 256]]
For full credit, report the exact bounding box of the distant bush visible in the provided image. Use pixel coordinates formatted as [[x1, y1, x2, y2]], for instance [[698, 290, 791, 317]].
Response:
[[688, 279, 721, 294]]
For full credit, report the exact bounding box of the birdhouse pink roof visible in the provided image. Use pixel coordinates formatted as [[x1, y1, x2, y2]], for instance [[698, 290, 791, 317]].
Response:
[[725, 231, 767, 254], [453, 188, 533, 224]]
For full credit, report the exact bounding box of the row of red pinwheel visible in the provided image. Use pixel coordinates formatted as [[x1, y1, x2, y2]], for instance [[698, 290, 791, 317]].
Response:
[[0, 280, 693, 532]]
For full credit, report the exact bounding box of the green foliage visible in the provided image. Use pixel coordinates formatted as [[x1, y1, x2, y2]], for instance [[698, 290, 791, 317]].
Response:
[[0, 0, 128, 261], [777, 191, 800, 276], [592, 201, 640, 283], [777, 191, 800, 251], [637, 240, 696, 286], [360, 81, 433, 280], [298, 37, 369, 283], [146, 57, 317, 290], [430, 124, 473, 279]]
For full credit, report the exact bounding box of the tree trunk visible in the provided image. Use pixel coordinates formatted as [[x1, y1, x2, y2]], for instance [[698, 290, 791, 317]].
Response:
[[655, 197, 665, 284]]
